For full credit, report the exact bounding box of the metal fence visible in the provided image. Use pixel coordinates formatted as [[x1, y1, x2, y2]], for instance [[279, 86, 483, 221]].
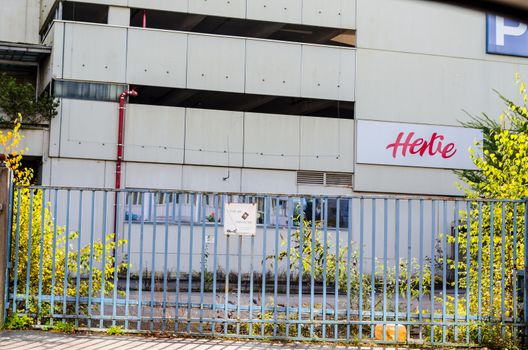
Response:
[[3, 186, 528, 347]]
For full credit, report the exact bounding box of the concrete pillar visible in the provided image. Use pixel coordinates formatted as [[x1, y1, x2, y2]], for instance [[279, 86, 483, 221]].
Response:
[[0, 167, 10, 328]]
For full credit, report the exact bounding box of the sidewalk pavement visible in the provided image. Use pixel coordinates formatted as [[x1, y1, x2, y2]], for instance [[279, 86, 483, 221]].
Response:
[[0, 331, 427, 350]]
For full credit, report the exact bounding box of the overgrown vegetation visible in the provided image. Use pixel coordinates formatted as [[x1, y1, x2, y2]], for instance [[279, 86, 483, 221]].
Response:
[[0, 73, 58, 125], [1, 116, 127, 326], [440, 75, 528, 349]]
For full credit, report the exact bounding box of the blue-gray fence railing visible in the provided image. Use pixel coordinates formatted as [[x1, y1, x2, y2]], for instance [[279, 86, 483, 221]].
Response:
[[3, 186, 527, 346]]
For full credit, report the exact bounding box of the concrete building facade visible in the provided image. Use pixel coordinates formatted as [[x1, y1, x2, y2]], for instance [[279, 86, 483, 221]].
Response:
[[1, 0, 528, 197]]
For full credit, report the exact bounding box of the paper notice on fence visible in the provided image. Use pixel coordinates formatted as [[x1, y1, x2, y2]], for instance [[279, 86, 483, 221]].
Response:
[[223, 203, 257, 236]]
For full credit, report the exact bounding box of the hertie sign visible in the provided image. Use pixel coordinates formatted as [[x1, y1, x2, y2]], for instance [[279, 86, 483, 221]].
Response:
[[356, 120, 482, 170]]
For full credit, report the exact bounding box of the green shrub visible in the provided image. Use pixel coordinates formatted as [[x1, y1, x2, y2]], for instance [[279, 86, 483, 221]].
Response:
[[4, 314, 34, 330]]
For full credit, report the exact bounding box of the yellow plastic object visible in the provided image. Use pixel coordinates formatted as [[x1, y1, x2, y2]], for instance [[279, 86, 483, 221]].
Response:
[[374, 324, 407, 343]]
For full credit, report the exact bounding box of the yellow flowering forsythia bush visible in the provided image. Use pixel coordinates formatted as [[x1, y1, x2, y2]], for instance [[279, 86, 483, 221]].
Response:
[[2, 116, 127, 324], [437, 79, 528, 348]]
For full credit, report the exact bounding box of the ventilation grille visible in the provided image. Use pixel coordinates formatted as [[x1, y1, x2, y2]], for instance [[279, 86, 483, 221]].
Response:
[[297, 171, 325, 185], [297, 171, 353, 188]]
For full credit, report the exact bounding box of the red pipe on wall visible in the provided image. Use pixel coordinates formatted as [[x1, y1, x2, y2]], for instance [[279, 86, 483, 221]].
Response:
[[113, 90, 137, 240], [142, 10, 147, 28]]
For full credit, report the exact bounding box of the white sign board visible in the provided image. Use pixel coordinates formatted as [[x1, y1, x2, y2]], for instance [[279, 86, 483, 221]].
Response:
[[356, 120, 482, 170], [223, 203, 257, 236]]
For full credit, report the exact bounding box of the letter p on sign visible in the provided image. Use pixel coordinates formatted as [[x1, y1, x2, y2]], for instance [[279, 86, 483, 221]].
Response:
[[487, 14, 528, 57]]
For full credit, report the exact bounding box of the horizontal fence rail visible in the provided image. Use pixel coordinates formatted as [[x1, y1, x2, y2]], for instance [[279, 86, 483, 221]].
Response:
[[3, 186, 527, 347]]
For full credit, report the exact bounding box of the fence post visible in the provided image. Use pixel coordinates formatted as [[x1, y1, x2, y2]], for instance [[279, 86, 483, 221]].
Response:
[[524, 197, 528, 342], [0, 167, 9, 328]]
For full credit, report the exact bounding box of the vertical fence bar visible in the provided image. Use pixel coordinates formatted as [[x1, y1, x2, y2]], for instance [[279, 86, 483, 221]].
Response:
[[453, 201, 460, 342], [136, 192, 146, 331], [296, 196, 303, 339], [11, 189, 21, 315], [382, 198, 388, 342], [523, 198, 528, 343], [418, 200, 424, 341], [99, 191, 108, 329], [465, 201, 471, 344], [235, 218, 243, 336], [124, 192, 132, 330], [49, 189, 59, 324], [211, 194, 219, 335], [187, 193, 195, 333], [273, 197, 279, 337], [248, 196, 255, 336], [37, 188, 46, 321], [149, 193, 157, 331], [62, 190, 71, 322], [477, 202, 483, 342], [347, 199, 353, 340], [200, 194, 207, 334], [371, 198, 376, 339], [74, 190, 83, 328], [500, 202, 506, 338], [512, 203, 518, 342], [174, 193, 183, 333], [322, 198, 328, 340], [161, 193, 170, 332], [285, 198, 292, 337], [334, 199, 340, 340], [112, 191, 121, 327], [394, 199, 400, 345], [430, 200, 436, 344], [441, 200, 447, 343], [223, 195, 230, 336], [488, 202, 495, 326], [406, 199, 412, 343], [24, 190, 34, 315], [2, 176, 14, 326], [87, 191, 96, 329], [359, 198, 364, 340], [309, 199, 315, 338], [260, 196, 269, 337]]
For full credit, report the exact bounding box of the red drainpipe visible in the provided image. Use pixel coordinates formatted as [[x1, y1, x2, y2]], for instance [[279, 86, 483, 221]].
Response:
[[114, 89, 137, 237], [142, 10, 147, 28]]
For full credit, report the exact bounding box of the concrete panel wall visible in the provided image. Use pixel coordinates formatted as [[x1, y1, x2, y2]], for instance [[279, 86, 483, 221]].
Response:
[[62, 23, 127, 83], [184, 108, 244, 167], [125, 162, 183, 189], [0, 128, 47, 157], [52, 22, 356, 100], [0, 0, 40, 44], [124, 104, 185, 163], [59, 99, 118, 160], [126, 28, 187, 88]]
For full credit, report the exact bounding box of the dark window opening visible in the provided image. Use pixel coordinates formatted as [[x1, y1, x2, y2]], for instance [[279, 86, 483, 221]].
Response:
[[53, 80, 127, 102], [132, 86, 354, 119], [130, 9, 355, 47], [62, 2, 109, 24], [21, 156, 43, 185]]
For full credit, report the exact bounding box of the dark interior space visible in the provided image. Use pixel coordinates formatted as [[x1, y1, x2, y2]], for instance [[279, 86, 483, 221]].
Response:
[[132, 86, 354, 119], [62, 2, 109, 24], [130, 9, 355, 47]]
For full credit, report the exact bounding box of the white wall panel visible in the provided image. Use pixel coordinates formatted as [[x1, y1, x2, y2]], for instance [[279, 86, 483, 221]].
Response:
[[59, 99, 117, 160], [340, 0, 357, 29], [354, 164, 463, 196], [246, 40, 302, 97], [0, 0, 40, 44], [128, 0, 188, 12], [187, 34, 245, 93], [125, 162, 183, 189], [241, 169, 296, 194], [108, 6, 130, 26], [48, 99, 62, 157], [182, 165, 241, 192], [48, 158, 108, 187], [189, 0, 246, 19], [355, 49, 522, 126], [62, 23, 127, 83], [246, 0, 302, 24], [185, 108, 243, 167], [338, 49, 356, 101], [300, 117, 354, 172], [244, 113, 300, 170], [126, 28, 187, 88], [301, 45, 341, 100], [124, 104, 185, 163], [302, 0, 349, 29], [51, 22, 64, 79]]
